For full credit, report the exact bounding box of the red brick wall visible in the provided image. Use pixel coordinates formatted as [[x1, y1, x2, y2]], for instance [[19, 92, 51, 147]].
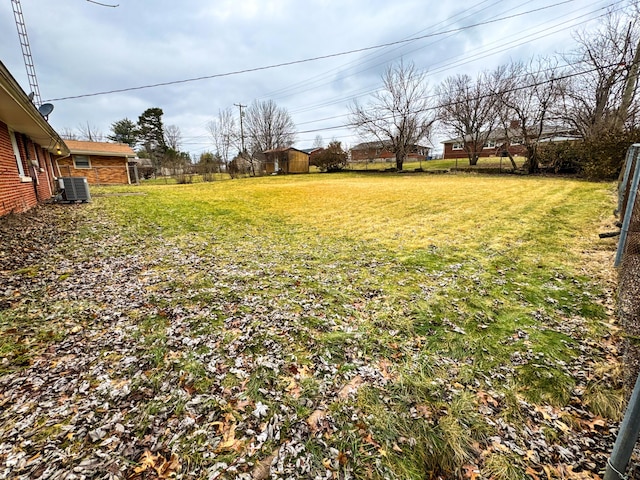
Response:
[[0, 120, 53, 216], [56, 155, 129, 184], [442, 142, 527, 160]]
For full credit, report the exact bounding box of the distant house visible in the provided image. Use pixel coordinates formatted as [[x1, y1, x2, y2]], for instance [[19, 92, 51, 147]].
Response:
[[56, 140, 136, 184], [0, 60, 69, 217], [350, 142, 430, 164], [299, 147, 323, 167], [262, 147, 310, 174], [441, 126, 580, 160]]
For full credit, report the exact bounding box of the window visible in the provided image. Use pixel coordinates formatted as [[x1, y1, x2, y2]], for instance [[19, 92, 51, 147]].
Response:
[[73, 155, 91, 169], [483, 140, 496, 149], [452, 142, 463, 150], [9, 129, 26, 177], [32, 144, 40, 168]]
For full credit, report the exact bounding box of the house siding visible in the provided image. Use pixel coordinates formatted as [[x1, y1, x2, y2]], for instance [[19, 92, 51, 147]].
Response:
[[0, 120, 54, 217], [287, 150, 309, 173], [263, 148, 310, 174], [56, 155, 130, 184], [442, 141, 527, 160]]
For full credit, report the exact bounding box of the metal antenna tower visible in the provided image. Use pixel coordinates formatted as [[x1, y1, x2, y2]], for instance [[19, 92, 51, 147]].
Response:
[[11, 0, 42, 107]]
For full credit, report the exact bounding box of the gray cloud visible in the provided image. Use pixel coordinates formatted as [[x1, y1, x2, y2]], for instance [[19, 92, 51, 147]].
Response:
[[0, 0, 614, 155]]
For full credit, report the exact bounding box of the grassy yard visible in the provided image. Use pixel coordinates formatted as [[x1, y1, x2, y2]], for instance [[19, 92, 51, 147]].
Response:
[[346, 156, 527, 172], [0, 172, 622, 479]]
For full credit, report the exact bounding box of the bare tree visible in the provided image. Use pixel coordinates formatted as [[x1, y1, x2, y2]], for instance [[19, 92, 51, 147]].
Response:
[[436, 69, 504, 166], [245, 99, 296, 153], [207, 108, 238, 168], [244, 100, 296, 176], [350, 60, 435, 171], [164, 124, 182, 151], [77, 122, 103, 142], [497, 59, 566, 174], [313, 135, 324, 149], [59, 127, 78, 140], [560, 5, 640, 138]]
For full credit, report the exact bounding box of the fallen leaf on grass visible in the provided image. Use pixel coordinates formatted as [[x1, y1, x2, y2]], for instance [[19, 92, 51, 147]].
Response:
[[338, 375, 364, 399], [476, 390, 499, 407], [251, 449, 279, 480], [307, 409, 328, 432], [131, 451, 180, 478], [215, 422, 244, 452], [462, 464, 480, 479]]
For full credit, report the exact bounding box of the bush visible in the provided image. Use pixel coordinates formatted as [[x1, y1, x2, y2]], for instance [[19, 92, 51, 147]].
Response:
[[581, 129, 640, 180], [311, 141, 348, 172], [537, 142, 583, 174], [536, 128, 640, 180]]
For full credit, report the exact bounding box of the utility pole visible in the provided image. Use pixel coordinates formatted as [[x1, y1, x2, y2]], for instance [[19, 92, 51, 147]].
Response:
[[234, 103, 247, 155]]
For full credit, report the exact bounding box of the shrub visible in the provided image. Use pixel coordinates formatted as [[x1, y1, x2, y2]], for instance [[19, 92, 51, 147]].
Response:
[[311, 141, 348, 172], [536, 128, 640, 180]]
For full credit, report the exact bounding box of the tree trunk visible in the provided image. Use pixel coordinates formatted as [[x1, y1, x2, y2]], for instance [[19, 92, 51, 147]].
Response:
[[469, 153, 479, 166], [526, 146, 539, 174], [396, 153, 405, 171], [506, 151, 518, 171]]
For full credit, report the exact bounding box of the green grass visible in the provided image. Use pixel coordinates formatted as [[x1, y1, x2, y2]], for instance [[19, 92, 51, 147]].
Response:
[[3, 172, 620, 478]]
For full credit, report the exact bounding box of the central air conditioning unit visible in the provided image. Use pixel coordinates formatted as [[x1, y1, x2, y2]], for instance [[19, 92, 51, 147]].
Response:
[[58, 177, 91, 202]]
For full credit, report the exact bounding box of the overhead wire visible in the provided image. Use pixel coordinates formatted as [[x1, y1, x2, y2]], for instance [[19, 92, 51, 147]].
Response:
[[293, 59, 629, 137], [43, 0, 578, 103], [287, 0, 622, 117], [256, 0, 505, 102], [192, 1, 625, 152]]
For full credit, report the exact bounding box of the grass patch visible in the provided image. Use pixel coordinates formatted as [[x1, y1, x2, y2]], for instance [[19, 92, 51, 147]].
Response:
[[4, 173, 618, 478]]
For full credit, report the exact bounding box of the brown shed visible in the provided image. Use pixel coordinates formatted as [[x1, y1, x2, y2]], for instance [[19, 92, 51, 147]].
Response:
[[262, 147, 310, 174]]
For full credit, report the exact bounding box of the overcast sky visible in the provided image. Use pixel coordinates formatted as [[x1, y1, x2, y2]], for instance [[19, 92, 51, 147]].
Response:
[[0, 0, 621, 156]]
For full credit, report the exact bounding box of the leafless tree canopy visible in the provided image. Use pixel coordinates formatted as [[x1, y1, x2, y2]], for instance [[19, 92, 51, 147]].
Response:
[[59, 127, 78, 141], [350, 60, 435, 170], [164, 124, 182, 151], [561, 6, 640, 138], [436, 69, 504, 166], [244, 100, 296, 154], [497, 59, 566, 173], [77, 122, 103, 142], [207, 108, 238, 166]]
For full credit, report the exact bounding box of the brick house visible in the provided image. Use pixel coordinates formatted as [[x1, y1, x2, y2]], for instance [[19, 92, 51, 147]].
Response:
[[0, 61, 69, 217], [350, 142, 430, 164], [441, 135, 527, 160], [300, 147, 323, 167], [441, 126, 579, 160], [56, 140, 135, 184], [262, 147, 310, 174]]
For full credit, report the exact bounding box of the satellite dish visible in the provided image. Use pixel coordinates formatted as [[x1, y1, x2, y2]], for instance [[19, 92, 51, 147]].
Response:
[[38, 103, 54, 118]]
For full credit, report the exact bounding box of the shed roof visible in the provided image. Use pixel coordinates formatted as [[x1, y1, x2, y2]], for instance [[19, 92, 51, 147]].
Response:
[[65, 140, 136, 157], [262, 147, 308, 155]]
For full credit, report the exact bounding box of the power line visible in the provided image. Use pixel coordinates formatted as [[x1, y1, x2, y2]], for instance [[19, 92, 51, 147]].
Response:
[[256, 0, 506, 102], [44, 0, 577, 102], [287, 0, 621, 117], [292, 61, 629, 136]]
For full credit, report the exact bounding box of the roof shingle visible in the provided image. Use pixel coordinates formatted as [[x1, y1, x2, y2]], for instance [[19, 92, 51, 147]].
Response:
[[64, 140, 135, 157]]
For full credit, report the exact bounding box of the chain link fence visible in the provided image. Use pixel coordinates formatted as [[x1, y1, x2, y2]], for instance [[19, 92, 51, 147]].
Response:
[[616, 144, 640, 383]]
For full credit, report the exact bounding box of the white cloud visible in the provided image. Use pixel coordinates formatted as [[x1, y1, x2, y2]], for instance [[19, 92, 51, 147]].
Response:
[[0, 0, 616, 155]]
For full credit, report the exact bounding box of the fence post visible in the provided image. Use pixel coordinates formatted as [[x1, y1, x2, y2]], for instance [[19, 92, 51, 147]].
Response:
[[604, 371, 640, 479], [615, 145, 640, 267], [617, 145, 637, 216]]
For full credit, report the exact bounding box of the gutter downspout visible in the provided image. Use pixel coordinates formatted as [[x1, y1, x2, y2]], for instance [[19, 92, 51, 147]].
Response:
[[54, 152, 71, 185]]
